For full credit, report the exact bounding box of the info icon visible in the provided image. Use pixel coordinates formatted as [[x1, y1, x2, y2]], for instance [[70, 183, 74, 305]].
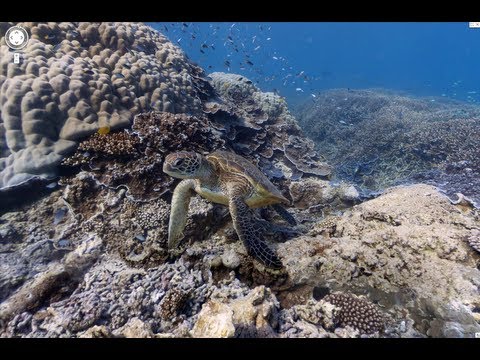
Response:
[[5, 26, 29, 50]]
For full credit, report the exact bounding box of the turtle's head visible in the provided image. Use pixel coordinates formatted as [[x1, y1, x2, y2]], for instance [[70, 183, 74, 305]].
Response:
[[163, 151, 205, 179]]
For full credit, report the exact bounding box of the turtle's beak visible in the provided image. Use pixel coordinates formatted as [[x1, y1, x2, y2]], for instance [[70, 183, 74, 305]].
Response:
[[163, 162, 176, 177]]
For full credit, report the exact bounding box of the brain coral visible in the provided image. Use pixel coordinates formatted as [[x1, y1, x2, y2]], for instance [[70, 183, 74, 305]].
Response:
[[0, 22, 205, 189], [323, 292, 385, 334]]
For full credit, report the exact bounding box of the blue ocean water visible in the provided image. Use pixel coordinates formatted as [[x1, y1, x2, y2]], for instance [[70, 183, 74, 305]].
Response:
[[149, 22, 480, 105]]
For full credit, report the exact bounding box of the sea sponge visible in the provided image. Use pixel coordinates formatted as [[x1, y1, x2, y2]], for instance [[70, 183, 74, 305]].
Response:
[[0, 22, 205, 189], [322, 292, 385, 334]]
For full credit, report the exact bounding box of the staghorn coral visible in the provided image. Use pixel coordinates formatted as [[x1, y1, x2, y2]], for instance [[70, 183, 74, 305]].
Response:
[[0, 22, 206, 189], [322, 292, 385, 334]]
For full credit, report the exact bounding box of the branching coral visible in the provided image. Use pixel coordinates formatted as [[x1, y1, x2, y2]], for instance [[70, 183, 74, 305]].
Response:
[[295, 89, 480, 203], [78, 131, 140, 157]]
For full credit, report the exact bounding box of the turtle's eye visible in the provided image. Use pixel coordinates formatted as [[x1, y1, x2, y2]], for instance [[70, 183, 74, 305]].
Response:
[[174, 158, 184, 167]]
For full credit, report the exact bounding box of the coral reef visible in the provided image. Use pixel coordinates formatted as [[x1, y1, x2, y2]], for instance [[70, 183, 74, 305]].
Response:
[[61, 111, 225, 201], [295, 89, 480, 204], [1, 173, 479, 338], [276, 184, 480, 337], [1, 24, 479, 339], [206, 72, 332, 181], [0, 22, 205, 189]]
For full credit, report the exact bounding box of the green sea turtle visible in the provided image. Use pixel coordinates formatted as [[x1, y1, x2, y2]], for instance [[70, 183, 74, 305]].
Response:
[[163, 150, 296, 269]]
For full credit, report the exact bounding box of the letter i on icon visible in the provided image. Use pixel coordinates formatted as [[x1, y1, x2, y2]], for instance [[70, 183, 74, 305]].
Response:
[[14, 53, 20, 64]]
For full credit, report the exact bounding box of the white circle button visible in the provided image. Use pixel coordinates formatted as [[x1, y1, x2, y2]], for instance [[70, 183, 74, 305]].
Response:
[[5, 26, 29, 50]]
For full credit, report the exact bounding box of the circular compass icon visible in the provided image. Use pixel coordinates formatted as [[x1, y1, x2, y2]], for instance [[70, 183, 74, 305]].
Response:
[[5, 26, 29, 50]]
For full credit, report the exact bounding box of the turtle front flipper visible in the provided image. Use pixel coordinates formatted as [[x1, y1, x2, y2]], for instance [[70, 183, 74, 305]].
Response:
[[228, 189, 283, 269], [168, 179, 196, 249]]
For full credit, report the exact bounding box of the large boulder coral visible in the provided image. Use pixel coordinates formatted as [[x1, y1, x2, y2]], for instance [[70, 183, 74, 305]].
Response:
[[277, 184, 480, 337], [0, 22, 206, 189]]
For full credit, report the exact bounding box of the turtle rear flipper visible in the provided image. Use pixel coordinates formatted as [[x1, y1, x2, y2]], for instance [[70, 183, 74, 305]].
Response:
[[271, 204, 297, 226], [228, 191, 283, 269]]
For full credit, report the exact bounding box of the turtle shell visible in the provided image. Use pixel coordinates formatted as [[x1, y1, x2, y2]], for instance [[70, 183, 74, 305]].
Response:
[[206, 150, 289, 204]]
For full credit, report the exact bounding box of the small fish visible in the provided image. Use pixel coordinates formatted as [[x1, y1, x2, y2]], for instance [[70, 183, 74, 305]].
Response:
[[211, 45, 215, 50], [266, 37, 271, 40], [163, 25, 169, 32], [254, 45, 261, 51], [177, 38, 182, 43], [191, 34, 196, 40], [208, 65, 213, 69], [230, 23, 236, 29], [295, 88, 304, 92], [224, 60, 231, 67], [252, 35, 257, 43], [272, 56, 278, 60], [53, 208, 67, 225], [467, 91, 477, 94], [182, 22, 189, 27], [311, 94, 316, 98], [97, 126, 111, 135], [46, 182, 57, 189], [246, 60, 254, 66], [227, 36, 233, 41], [200, 49, 205, 54], [135, 234, 146, 242], [201, 43, 209, 49], [56, 239, 72, 248]]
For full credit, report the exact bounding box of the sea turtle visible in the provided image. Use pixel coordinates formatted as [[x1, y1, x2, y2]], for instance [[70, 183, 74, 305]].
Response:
[[163, 150, 296, 269]]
